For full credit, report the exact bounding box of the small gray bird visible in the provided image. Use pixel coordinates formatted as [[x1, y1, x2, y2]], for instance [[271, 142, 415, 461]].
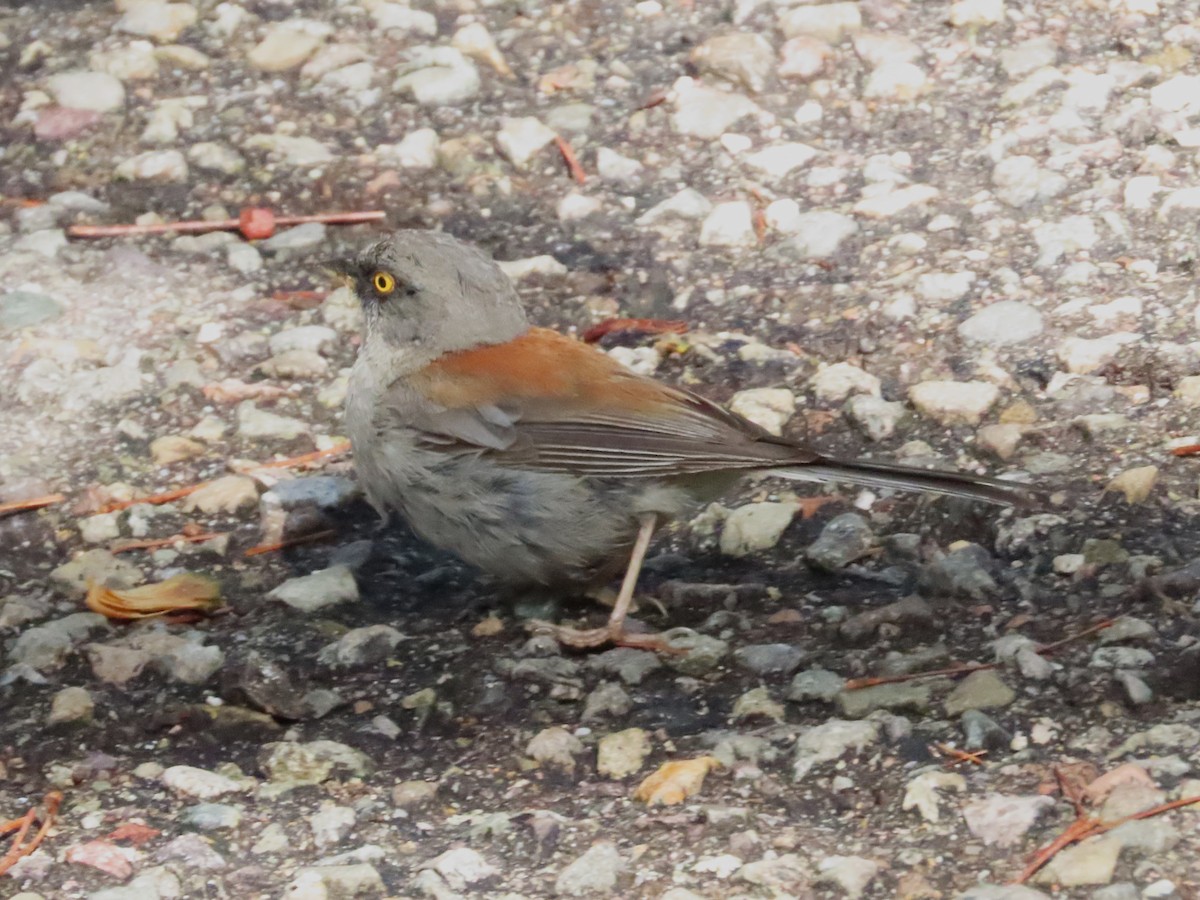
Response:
[[331, 230, 1030, 650]]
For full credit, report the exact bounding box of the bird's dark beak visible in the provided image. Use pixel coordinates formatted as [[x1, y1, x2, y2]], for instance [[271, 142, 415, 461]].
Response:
[[317, 257, 356, 286]]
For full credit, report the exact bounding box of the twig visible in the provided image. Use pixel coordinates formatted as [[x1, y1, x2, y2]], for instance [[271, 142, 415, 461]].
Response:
[[0, 791, 62, 876], [845, 618, 1117, 692], [935, 743, 988, 767], [68, 209, 385, 240], [1015, 794, 1200, 883], [95, 443, 351, 515], [581, 318, 687, 343], [111, 532, 227, 554], [0, 493, 66, 518], [244, 529, 337, 557], [554, 136, 587, 184]]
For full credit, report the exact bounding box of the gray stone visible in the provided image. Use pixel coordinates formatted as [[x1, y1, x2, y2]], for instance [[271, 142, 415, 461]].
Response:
[[88, 866, 182, 900], [587, 648, 662, 685], [1115, 671, 1152, 706], [845, 395, 904, 441], [961, 709, 1011, 751], [114, 149, 188, 182], [793, 719, 880, 780], [268, 566, 359, 614], [671, 82, 758, 138], [944, 670, 1016, 716], [393, 47, 480, 106], [787, 668, 846, 703], [1090, 647, 1154, 670], [318, 625, 404, 669], [0, 292, 64, 332], [836, 682, 931, 718], [662, 628, 728, 675], [236, 401, 310, 440], [734, 643, 807, 677], [554, 841, 623, 896], [784, 210, 858, 259], [182, 803, 242, 830], [921, 544, 998, 600], [259, 223, 327, 254], [805, 514, 876, 572], [958, 301, 1044, 346]]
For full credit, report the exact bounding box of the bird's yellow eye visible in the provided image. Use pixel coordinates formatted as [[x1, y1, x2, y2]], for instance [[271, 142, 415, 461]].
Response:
[[372, 271, 396, 294]]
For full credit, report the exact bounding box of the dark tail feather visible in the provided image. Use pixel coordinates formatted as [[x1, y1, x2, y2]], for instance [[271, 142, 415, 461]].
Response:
[[772, 457, 1034, 507]]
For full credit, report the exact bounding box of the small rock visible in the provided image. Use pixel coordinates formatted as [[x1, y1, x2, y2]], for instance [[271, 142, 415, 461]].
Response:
[[840, 595, 933, 642], [863, 62, 927, 100], [671, 80, 758, 138], [811, 363, 881, 405], [46, 71, 125, 111], [496, 116, 557, 168], [815, 855, 880, 899], [805, 514, 876, 572], [636, 188, 712, 226], [268, 566, 359, 614], [734, 643, 806, 677], [1090, 647, 1155, 670], [836, 682, 930, 718], [721, 502, 798, 556], [260, 223, 327, 255], [783, 210, 858, 258], [527, 726, 584, 771], [237, 402, 310, 440], [114, 149, 188, 182], [1033, 834, 1121, 886], [963, 794, 1056, 848], [183, 475, 258, 514], [944, 670, 1016, 716], [394, 47, 480, 106], [310, 802, 355, 850], [47, 686, 93, 724], [188, 142, 245, 174], [597, 728, 652, 778], [699, 201, 757, 247], [116, 1, 197, 41], [787, 668, 846, 703], [779, 3, 862, 42], [903, 770, 967, 823], [392, 780, 438, 810], [249, 21, 326, 72], [183, 803, 242, 831], [50, 549, 142, 595], [731, 686, 786, 723], [727, 388, 796, 435], [958, 301, 1044, 346], [0, 291, 64, 332], [845, 395, 905, 442], [161, 765, 248, 800], [287, 864, 384, 898], [588, 648, 662, 685], [909, 381, 1000, 426], [317, 625, 404, 669], [555, 841, 623, 897], [690, 32, 774, 92], [662, 628, 728, 676], [793, 719, 880, 781]]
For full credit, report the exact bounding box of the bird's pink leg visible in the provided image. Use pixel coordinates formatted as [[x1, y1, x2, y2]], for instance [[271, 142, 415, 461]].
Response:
[[531, 514, 676, 652]]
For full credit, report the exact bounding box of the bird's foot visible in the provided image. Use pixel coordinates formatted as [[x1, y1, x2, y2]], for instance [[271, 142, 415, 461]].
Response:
[[527, 619, 681, 654]]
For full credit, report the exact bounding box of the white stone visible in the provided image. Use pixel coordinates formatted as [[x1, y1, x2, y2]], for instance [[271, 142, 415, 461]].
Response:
[[992, 156, 1067, 207], [778, 36, 831, 80], [269, 325, 337, 355], [381, 128, 439, 169], [1149, 75, 1200, 117], [863, 62, 927, 101], [46, 71, 125, 111], [596, 147, 643, 183], [268, 566, 359, 614], [853, 32, 921, 68], [1032, 216, 1098, 267], [787, 210, 858, 257], [916, 271, 975, 302], [90, 41, 159, 81], [853, 184, 939, 218], [1158, 187, 1200, 220], [1062, 70, 1114, 112], [1124, 175, 1162, 210], [637, 188, 712, 226], [116, 1, 197, 41], [162, 765, 248, 800], [764, 199, 802, 232], [371, 3, 437, 36], [188, 141, 244, 174], [427, 847, 500, 891], [671, 78, 758, 139], [248, 21, 328, 72], [244, 134, 334, 166], [958, 301, 1043, 346], [393, 47, 480, 106], [728, 387, 796, 435], [721, 502, 799, 556], [496, 116, 557, 168], [742, 142, 818, 179], [114, 149, 188, 182], [558, 192, 603, 221], [810, 363, 881, 404], [80, 513, 121, 544], [779, 3, 862, 43], [496, 255, 567, 280], [949, 0, 1006, 26], [452, 23, 509, 76], [699, 201, 757, 247], [908, 381, 1000, 426], [1056, 333, 1141, 374]]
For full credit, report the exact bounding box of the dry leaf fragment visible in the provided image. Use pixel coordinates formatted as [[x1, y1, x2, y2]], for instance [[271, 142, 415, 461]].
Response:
[[86, 573, 220, 621], [633, 756, 720, 806], [1104, 465, 1158, 503], [201, 379, 287, 404], [1085, 762, 1157, 805], [107, 822, 161, 846]]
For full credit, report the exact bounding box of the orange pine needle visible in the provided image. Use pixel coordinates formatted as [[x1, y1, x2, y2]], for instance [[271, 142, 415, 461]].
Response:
[[0, 791, 62, 876], [256, 442, 350, 470], [935, 743, 988, 766], [111, 532, 226, 554], [0, 493, 66, 518], [95, 485, 200, 516], [244, 529, 337, 557], [554, 136, 587, 184], [1171, 443, 1200, 456]]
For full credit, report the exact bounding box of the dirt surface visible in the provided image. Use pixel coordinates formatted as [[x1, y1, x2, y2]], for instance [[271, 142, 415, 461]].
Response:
[[3, 0, 1200, 898]]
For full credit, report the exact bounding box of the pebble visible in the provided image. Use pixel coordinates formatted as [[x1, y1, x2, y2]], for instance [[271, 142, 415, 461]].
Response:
[[496, 116, 556, 168], [47, 686, 94, 724], [742, 142, 818, 179], [1091, 647, 1155, 670], [555, 841, 623, 897], [587, 648, 662, 685], [381, 128, 439, 169], [727, 387, 795, 435], [662, 628, 729, 676], [1098, 617, 1157, 644], [267, 566, 359, 614], [183, 803, 242, 831], [1034, 834, 1121, 886], [903, 770, 966, 823], [671, 80, 758, 138], [779, 3, 862, 42], [962, 794, 1055, 847], [582, 681, 632, 721], [597, 728, 651, 778], [51, 549, 142, 594], [527, 726, 584, 770], [237, 402, 310, 440], [811, 362, 881, 404], [79, 512, 121, 544], [921, 543, 998, 600], [161, 765, 248, 800], [249, 21, 327, 72], [908, 380, 1000, 426], [286, 864, 384, 899], [259, 349, 328, 380], [853, 184, 939, 218], [944, 670, 1016, 716], [87, 867, 181, 900], [394, 47, 480, 106], [787, 668, 846, 703], [187, 142, 245, 174], [793, 719, 879, 780], [815, 855, 880, 899], [805, 514, 876, 572], [0, 291, 64, 331], [720, 501, 798, 556], [270, 325, 337, 355], [864, 62, 927, 100], [636, 188, 712, 226], [183, 475, 258, 514], [699, 201, 757, 247], [962, 709, 1012, 751], [116, 1, 196, 41], [958, 300, 1044, 346], [114, 149, 188, 182], [260, 740, 372, 787], [992, 156, 1067, 208], [845, 395, 905, 442], [310, 803, 355, 850], [46, 71, 125, 111], [259, 223, 327, 255], [244, 134, 334, 166], [783, 210, 858, 258], [690, 32, 774, 92], [734, 643, 806, 677], [317, 625, 404, 669]]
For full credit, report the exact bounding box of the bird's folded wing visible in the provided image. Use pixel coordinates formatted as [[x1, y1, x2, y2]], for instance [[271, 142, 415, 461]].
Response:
[[394, 327, 812, 478]]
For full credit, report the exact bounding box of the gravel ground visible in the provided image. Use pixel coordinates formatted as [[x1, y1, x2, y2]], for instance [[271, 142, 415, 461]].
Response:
[[3, 0, 1200, 898]]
